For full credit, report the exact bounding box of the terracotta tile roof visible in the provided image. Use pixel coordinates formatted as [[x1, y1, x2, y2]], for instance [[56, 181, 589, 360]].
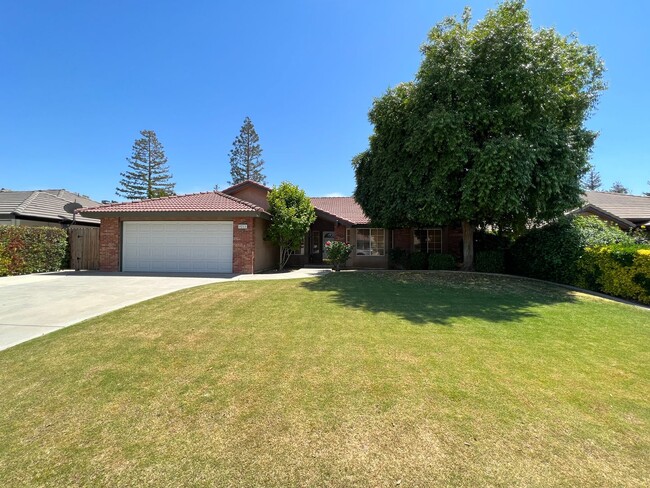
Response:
[[310, 197, 370, 225], [80, 191, 267, 215], [583, 191, 650, 222], [222, 180, 271, 194]]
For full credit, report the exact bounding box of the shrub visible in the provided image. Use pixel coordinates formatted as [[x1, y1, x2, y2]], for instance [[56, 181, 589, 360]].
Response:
[[573, 215, 635, 246], [577, 245, 650, 304], [475, 250, 505, 274], [408, 251, 429, 270], [0, 226, 68, 276], [428, 253, 456, 270], [388, 248, 409, 270], [508, 218, 583, 284], [508, 216, 634, 285], [324, 240, 353, 272]]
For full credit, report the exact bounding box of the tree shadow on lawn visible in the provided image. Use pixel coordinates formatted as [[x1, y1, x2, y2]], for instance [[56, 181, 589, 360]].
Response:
[[300, 271, 578, 326]]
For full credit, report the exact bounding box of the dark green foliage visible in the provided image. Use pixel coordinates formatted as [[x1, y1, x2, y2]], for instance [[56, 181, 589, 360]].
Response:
[[354, 0, 605, 270], [510, 216, 636, 285], [388, 248, 409, 270], [116, 130, 175, 200], [229, 117, 267, 185], [428, 253, 456, 270], [0, 226, 68, 276], [475, 250, 505, 274], [408, 252, 429, 270], [509, 219, 583, 284]]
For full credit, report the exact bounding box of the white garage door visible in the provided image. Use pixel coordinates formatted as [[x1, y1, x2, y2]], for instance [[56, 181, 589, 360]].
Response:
[[122, 221, 233, 273]]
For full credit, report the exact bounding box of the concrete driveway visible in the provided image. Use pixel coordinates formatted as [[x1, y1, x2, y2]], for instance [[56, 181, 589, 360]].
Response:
[[0, 268, 330, 352], [0, 271, 232, 351]]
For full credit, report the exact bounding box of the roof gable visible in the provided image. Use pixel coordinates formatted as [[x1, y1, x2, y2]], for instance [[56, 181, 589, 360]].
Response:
[[80, 191, 269, 216], [310, 197, 370, 226]]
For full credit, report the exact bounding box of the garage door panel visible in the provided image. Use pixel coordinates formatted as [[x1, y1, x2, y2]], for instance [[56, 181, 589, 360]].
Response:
[[122, 221, 233, 273]]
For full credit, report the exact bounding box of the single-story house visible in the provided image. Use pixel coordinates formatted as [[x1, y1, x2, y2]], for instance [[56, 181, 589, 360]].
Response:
[[571, 191, 650, 231], [0, 189, 100, 228], [81, 180, 463, 274]]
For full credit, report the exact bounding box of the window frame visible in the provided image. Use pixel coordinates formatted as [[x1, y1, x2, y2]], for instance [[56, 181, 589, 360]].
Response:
[[355, 228, 385, 257], [413, 228, 443, 253]]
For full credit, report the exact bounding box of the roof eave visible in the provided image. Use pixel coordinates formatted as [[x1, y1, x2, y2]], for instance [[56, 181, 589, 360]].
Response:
[[78, 210, 271, 220]]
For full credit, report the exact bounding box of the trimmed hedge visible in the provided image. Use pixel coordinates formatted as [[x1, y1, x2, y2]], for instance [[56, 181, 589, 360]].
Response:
[[475, 250, 505, 274], [0, 226, 68, 276], [408, 251, 429, 270], [577, 245, 650, 305], [428, 253, 456, 270]]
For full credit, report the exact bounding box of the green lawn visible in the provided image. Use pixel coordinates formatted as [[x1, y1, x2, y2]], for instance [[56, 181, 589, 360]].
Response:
[[1, 272, 648, 487]]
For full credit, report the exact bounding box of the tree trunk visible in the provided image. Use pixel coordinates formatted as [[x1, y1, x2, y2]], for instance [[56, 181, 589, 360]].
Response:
[[461, 220, 474, 271], [278, 247, 284, 271]]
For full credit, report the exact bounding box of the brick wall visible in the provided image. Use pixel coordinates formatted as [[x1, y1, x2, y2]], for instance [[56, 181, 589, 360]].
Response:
[[392, 228, 412, 250], [233, 217, 255, 274], [334, 223, 347, 242], [99, 217, 120, 272]]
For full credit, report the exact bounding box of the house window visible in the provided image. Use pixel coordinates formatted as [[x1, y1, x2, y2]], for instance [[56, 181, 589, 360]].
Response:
[[413, 228, 442, 253], [356, 228, 385, 256], [292, 235, 306, 255], [346, 228, 351, 243]]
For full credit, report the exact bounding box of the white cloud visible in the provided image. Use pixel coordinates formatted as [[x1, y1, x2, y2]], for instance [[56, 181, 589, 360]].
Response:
[[323, 192, 346, 197]]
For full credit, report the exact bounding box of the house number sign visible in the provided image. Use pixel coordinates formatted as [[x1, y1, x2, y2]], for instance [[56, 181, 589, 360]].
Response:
[[238, 223, 248, 230]]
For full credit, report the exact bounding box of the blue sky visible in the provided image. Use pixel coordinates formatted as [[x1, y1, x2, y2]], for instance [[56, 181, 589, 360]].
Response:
[[1, 0, 648, 201]]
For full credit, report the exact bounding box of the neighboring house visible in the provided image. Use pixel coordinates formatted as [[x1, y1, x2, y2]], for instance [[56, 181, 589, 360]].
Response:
[[81, 180, 463, 274], [571, 191, 650, 231], [0, 189, 100, 228]]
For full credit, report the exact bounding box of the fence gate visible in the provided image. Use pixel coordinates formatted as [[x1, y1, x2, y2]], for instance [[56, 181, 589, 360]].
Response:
[[68, 226, 100, 270]]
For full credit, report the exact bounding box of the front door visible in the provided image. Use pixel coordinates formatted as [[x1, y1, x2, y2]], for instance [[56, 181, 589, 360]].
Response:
[[322, 231, 336, 260]]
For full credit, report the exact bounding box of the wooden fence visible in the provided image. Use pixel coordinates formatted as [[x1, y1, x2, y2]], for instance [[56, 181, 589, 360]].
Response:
[[68, 226, 100, 270]]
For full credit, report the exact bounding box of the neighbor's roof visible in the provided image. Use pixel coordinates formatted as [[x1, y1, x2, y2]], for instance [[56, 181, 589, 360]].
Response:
[[310, 197, 370, 226], [583, 191, 650, 221], [80, 191, 269, 216], [0, 189, 100, 224]]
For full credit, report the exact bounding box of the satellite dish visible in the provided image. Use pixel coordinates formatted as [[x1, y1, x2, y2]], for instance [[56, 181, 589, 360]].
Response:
[[64, 202, 83, 214]]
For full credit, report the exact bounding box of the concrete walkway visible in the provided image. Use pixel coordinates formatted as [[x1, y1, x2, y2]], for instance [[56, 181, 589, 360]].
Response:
[[0, 268, 330, 351]]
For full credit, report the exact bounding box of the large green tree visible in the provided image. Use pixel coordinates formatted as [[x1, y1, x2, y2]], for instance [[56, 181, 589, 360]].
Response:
[[116, 130, 175, 200], [353, 0, 605, 269], [266, 182, 316, 271], [228, 116, 267, 185]]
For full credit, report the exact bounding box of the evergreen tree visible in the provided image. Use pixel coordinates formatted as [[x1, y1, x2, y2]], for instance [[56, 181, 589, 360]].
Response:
[[581, 167, 602, 191], [228, 117, 267, 185], [644, 180, 650, 197], [116, 130, 175, 200], [609, 181, 629, 194]]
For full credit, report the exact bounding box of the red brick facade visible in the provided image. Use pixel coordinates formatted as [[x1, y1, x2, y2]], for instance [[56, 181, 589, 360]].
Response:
[[232, 217, 255, 274], [98, 216, 259, 273], [392, 228, 412, 250], [99, 217, 120, 272], [334, 223, 347, 242]]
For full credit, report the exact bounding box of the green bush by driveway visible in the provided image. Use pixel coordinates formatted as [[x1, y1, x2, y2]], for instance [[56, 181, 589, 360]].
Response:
[[0, 226, 68, 276]]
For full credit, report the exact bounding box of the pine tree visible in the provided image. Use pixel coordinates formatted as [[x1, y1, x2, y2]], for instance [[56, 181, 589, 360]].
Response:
[[228, 117, 266, 185], [609, 181, 629, 194], [581, 167, 602, 191], [116, 130, 175, 200], [644, 180, 650, 197]]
